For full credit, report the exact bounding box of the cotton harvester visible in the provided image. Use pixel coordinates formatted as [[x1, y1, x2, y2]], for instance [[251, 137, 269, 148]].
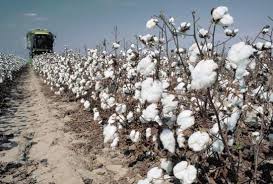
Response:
[[26, 29, 55, 57]]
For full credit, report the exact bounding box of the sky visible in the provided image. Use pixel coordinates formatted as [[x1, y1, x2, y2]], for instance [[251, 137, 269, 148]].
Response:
[[0, 0, 273, 58]]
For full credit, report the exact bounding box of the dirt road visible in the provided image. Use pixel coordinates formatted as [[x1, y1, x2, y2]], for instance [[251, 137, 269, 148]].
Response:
[[0, 68, 134, 184]]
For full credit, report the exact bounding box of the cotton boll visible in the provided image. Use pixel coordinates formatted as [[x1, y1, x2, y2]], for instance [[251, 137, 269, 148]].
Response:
[[173, 161, 197, 184], [111, 136, 119, 148], [147, 167, 163, 182], [175, 82, 186, 93], [161, 94, 178, 114], [191, 60, 218, 90], [212, 139, 224, 153], [141, 78, 163, 103], [177, 110, 195, 131], [210, 123, 219, 135], [84, 100, 91, 110], [115, 103, 127, 114], [198, 28, 209, 38], [160, 128, 176, 153], [212, 6, 228, 21], [160, 159, 173, 174], [141, 103, 159, 122], [224, 110, 241, 131], [137, 55, 155, 76], [188, 131, 210, 152], [93, 108, 101, 121], [146, 18, 158, 29], [146, 128, 152, 139], [103, 124, 117, 143], [112, 42, 120, 49], [137, 179, 151, 184], [130, 130, 141, 143], [251, 132, 261, 144], [126, 111, 134, 123], [219, 14, 233, 26]]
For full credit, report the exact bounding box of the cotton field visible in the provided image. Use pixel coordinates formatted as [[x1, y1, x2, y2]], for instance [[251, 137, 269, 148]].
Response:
[[30, 6, 273, 184], [0, 53, 26, 84]]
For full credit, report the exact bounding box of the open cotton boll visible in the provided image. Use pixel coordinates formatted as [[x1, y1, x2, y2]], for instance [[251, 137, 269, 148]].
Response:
[[137, 55, 155, 76], [210, 123, 219, 135], [126, 111, 134, 122], [212, 6, 228, 21], [160, 128, 176, 153], [115, 103, 127, 114], [160, 158, 173, 174], [224, 110, 241, 131], [161, 94, 178, 114], [188, 131, 210, 152], [227, 42, 255, 67], [198, 28, 209, 38], [146, 128, 152, 139], [212, 139, 224, 153], [129, 130, 141, 143], [84, 100, 91, 110], [112, 42, 120, 49], [103, 124, 117, 144], [191, 60, 218, 90], [111, 136, 119, 148], [146, 18, 158, 29], [147, 167, 163, 182], [173, 161, 197, 184], [177, 110, 195, 131], [219, 14, 234, 26], [141, 78, 163, 103], [137, 179, 150, 184], [141, 103, 159, 122]]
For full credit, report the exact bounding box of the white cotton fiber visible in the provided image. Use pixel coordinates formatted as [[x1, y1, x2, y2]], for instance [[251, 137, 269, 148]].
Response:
[[191, 60, 218, 90]]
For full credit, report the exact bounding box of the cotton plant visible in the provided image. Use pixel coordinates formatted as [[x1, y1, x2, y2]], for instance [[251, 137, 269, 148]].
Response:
[[32, 6, 273, 183]]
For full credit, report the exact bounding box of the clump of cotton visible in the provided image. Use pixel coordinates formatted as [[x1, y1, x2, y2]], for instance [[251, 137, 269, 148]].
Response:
[[198, 28, 209, 38], [212, 6, 228, 21], [141, 103, 159, 122], [103, 124, 117, 144], [212, 6, 233, 26], [173, 161, 197, 184], [146, 18, 158, 29], [147, 167, 163, 183], [137, 55, 155, 76], [188, 131, 210, 152], [160, 158, 173, 174], [227, 42, 255, 79], [160, 128, 176, 153], [141, 78, 163, 103], [129, 130, 141, 143], [177, 110, 195, 131], [191, 60, 218, 90]]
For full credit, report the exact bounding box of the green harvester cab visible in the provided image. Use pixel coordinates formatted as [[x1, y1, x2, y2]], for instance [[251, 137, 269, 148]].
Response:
[[26, 29, 55, 58]]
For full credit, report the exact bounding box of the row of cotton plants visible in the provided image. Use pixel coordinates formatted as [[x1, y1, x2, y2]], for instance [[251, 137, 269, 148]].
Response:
[[0, 53, 26, 84], [33, 6, 273, 184]]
